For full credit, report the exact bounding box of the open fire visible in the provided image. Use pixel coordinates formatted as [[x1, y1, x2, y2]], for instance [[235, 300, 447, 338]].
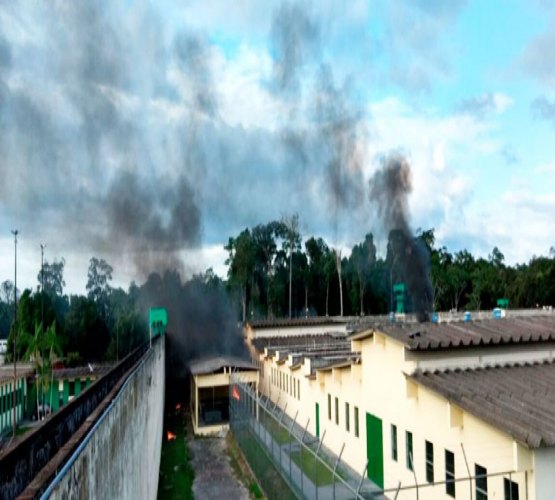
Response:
[[166, 430, 177, 441]]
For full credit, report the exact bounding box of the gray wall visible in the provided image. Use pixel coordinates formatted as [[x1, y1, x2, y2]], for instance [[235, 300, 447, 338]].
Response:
[[48, 337, 165, 500]]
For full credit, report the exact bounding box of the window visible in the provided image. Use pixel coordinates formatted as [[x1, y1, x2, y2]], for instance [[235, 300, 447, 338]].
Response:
[[293, 378, 296, 398], [445, 450, 455, 497], [297, 380, 300, 400], [354, 407, 359, 437], [475, 464, 487, 500], [391, 425, 398, 461], [504, 478, 519, 500], [328, 394, 331, 420], [425, 441, 434, 483], [405, 431, 413, 470], [335, 397, 339, 425], [345, 403, 350, 432]]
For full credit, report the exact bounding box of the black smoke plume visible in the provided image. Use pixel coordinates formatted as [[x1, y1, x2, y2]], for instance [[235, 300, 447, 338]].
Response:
[[138, 270, 247, 380], [369, 155, 433, 321]]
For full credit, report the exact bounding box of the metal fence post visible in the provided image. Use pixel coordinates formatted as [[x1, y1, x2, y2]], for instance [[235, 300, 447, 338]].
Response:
[[461, 443, 473, 500], [300, 418, 310, 497], [289, 411, 299, 484], [356, 460, 369, 499], [333, 443, 345, 500]]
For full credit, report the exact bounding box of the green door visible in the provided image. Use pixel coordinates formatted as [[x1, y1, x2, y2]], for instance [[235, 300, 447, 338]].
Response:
[[315, 403, 320, 438], [366, 412, 384, 488]]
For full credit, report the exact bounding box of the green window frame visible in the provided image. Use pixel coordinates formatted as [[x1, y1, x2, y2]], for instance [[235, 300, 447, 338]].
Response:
[[335, 397, 339, 425], [354, 406, 359, 437], [345, 402, 350, 432], [328, 394, 331, 420]]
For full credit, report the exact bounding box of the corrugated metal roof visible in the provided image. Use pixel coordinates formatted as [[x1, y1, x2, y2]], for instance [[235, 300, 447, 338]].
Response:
[[247, 316, 349, 329], [252, 334, 348, 354], [188, 356, 258, 375], [411, 360, 555, 448], [374, 315, 555, 351]]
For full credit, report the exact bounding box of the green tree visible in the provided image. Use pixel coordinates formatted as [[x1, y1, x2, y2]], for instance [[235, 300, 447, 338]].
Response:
[[349, 233, 377, 315], [39, 258, 66, 296], [86, 257, 114, 320], [225, 229, 256, 322]]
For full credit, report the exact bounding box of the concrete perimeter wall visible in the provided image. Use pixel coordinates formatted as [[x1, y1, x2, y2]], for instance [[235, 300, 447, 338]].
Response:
[[47, 337, 165, 500]]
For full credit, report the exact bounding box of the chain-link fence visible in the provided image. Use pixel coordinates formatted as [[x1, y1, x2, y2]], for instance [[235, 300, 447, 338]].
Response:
[[230, 377, 528, 500], [230, 376, 383, 499]]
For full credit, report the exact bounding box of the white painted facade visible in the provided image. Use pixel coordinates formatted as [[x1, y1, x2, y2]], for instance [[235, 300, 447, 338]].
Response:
[[250, 326, 555, 499]]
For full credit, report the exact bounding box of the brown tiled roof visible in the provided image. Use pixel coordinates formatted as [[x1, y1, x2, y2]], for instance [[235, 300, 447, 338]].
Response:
[[411, 361, 555, 448], [374, 315, 555, 351]]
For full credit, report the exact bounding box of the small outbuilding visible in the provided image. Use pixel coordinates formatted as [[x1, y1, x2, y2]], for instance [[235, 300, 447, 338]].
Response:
[[189, 356, 258, 436]]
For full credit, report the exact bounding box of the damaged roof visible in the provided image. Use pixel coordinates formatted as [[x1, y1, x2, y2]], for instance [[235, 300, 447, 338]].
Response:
[[373, 315, 555, 351], [411, 360, 555, 448], [188, 356, 258, 375]]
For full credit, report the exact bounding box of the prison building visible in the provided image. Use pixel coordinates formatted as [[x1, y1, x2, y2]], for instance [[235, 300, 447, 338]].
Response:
[[0, 364, 33, 435], [246, 313, 555, 499], [189, 356, 259, 436]]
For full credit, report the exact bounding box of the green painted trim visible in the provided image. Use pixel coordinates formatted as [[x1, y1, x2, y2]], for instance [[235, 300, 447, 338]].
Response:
[[63, 380, 69, 405], [366, 412, 384, 488], [315, 402, 320, 438]]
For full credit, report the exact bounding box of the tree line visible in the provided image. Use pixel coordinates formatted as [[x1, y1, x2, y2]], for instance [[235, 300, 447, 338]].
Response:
[[224, 220, 555, 321], [0, 257, 151, 365]]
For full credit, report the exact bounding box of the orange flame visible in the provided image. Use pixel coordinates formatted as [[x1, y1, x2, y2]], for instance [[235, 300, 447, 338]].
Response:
[[232, 386, 240, 401], [175, 403, 182, 410], [167, 430, 177, 441]]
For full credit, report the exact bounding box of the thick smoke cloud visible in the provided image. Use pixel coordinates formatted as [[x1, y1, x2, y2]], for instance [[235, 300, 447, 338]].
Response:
[[369, 155, 434, 321], [138, 271, 247, 380], [269, 2, 366, 238], [0, 3, 207, 277]]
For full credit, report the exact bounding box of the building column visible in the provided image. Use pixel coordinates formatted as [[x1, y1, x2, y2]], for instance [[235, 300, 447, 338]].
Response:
[[195, 377, 199, 431]]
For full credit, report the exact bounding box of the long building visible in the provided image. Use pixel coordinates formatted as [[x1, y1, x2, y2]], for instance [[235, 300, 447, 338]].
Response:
[[245, 312, 555, 499]]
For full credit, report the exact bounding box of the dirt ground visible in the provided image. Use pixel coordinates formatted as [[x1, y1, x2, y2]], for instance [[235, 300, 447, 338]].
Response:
[[187, 432, 250, 500]]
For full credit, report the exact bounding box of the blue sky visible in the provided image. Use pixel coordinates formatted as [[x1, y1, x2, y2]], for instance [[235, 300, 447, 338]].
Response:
[[0, 0, 554, 293]]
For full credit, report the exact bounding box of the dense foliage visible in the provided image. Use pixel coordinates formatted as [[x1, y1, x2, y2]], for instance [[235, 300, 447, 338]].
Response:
[[1, 222, 553, 363], [224, 222, 555, 320]]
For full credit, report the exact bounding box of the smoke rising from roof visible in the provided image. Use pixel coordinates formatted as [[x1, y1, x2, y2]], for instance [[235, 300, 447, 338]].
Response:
[[139, 271, 247, 379], [369, 155, 434, 321]]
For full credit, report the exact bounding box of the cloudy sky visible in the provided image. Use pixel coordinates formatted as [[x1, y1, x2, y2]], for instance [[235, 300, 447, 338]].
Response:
[[0, 0, 554, 294]]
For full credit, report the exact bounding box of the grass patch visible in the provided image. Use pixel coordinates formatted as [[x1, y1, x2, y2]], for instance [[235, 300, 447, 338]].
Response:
[[226, 432, 264, 499], [157, 411, 194, 500], [260, 413, 292, 445], [233, 425, 296, 500], [289, 450, 334, 487]]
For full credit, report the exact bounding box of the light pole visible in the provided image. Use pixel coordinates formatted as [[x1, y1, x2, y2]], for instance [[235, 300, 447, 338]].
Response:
[[40, 243, 46, 334], [11, 229, 18, 437]]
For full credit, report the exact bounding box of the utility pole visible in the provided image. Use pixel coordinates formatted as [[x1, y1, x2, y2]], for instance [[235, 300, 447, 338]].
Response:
[[41, 243, 46, 335], [11, 229, 18, 437]]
